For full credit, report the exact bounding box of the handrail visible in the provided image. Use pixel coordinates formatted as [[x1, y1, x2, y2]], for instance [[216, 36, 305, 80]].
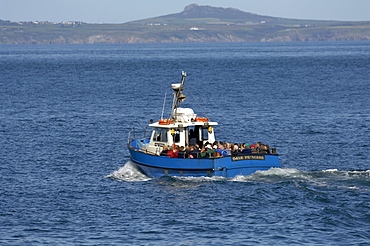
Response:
[[128, 144, 160, 156], [128, 126, 151, 144], [127, 128, 135, 144]]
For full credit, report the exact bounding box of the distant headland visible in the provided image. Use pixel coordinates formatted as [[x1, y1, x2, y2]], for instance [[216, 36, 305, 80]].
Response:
[[1, 4, 370, 44]]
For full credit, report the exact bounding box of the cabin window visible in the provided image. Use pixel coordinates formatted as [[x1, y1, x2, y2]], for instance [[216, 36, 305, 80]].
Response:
[[201, 127, 209, 141], [153, 128, 168, 142], [188, 126, 198, 146], [174, 129, 180, 143]]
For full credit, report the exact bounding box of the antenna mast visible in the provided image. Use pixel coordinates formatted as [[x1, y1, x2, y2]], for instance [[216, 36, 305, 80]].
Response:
[[160, 93, 167, 120], [170, 71, 187, 120]]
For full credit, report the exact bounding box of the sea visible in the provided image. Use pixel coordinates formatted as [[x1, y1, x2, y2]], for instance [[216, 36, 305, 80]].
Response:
[[1, 41, 369, 245]]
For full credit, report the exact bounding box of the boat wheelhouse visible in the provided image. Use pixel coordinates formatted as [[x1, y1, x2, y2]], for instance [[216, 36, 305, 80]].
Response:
[[128, 72, 280, 178]]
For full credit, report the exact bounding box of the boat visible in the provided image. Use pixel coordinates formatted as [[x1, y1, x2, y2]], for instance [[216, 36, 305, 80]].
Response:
[[128, 71, 281, 178]]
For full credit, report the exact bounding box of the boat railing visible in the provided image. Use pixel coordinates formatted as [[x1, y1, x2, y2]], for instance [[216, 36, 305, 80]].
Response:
[[128, 127, 151, 143], [127, 128, 135, 144], [128, 141, 161, 156]]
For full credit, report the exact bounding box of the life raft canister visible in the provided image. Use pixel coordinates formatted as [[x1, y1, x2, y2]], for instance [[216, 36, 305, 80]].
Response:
[[195, 117, 209, 122], [158, 119, 175, 125]]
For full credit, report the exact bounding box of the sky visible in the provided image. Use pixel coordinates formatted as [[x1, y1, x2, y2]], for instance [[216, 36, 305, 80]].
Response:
[[1, 0, 369, 23]]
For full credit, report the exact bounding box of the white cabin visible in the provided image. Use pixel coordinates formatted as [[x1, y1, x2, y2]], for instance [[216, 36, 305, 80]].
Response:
[[143, 107, 218, 155]]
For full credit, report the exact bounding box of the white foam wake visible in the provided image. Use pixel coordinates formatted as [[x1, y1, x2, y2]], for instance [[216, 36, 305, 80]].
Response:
[[106, 164, 370, 188], [231, 168, 370, 184], [105, 161, 151, 182]]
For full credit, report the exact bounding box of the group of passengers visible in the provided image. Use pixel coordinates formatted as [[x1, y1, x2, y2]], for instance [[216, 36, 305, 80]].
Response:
[[160, 141, 271, 158]]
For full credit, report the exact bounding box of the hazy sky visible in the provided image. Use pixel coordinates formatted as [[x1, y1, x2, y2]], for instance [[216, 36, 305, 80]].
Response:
[[1, 0, 369, 23]]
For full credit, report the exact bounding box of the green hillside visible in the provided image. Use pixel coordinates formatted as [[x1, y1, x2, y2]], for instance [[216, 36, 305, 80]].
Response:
[[1, 4, 370, 44]]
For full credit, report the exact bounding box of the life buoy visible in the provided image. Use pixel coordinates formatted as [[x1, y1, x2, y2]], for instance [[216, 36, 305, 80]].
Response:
[[195, 117, 209, 122], [158, 119, 175, 125]]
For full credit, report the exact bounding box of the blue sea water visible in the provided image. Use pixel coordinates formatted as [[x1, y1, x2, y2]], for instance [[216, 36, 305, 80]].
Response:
[[1, 41, 370, 245]]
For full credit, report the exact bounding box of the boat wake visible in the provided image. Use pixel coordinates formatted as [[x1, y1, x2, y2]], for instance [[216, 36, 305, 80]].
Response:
[[231, 168, 370, 191], [105, 161, 151, 182], [107, 163, 370, 190]]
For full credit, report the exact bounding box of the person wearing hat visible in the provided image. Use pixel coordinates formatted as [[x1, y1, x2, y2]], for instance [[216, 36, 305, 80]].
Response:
[[201, 144, 215, 158], [242, 144, 252, 154]]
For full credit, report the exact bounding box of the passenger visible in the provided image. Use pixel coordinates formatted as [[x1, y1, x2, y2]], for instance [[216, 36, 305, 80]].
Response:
[[242, 144, 252, 154], [215, 143, 224, 155], [168, 147, 178, 158], [200, 146, 207, 158], [186, 146, 194, 158], [177, 146, 185, 158], [216, 143, 230, 156], [250, 144, 257, 153], [160, 146, 169, 156], [167, 147, 173, 156], [234, 143, 239, 152], [191, 146, 201, 158], [231, 143, 240, 154], [224, 143, 232, 156], [256, 142, 262, 153], [206, 144, 215, 157], [204, 141, 211, 148], [260, 145, 270, 154], [201, 144, 215, 158], [213, 141, 218, 149], [230, 144, 235, 153], [239, 143, 246, 152]]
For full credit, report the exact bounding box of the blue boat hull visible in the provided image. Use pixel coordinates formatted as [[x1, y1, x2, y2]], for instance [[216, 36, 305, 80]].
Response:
[[128, 139, 281, 178]]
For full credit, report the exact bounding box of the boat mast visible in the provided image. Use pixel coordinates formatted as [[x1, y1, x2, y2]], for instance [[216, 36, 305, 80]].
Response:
[[170, 71, 187, 120], [160, 92, 167, 120]]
